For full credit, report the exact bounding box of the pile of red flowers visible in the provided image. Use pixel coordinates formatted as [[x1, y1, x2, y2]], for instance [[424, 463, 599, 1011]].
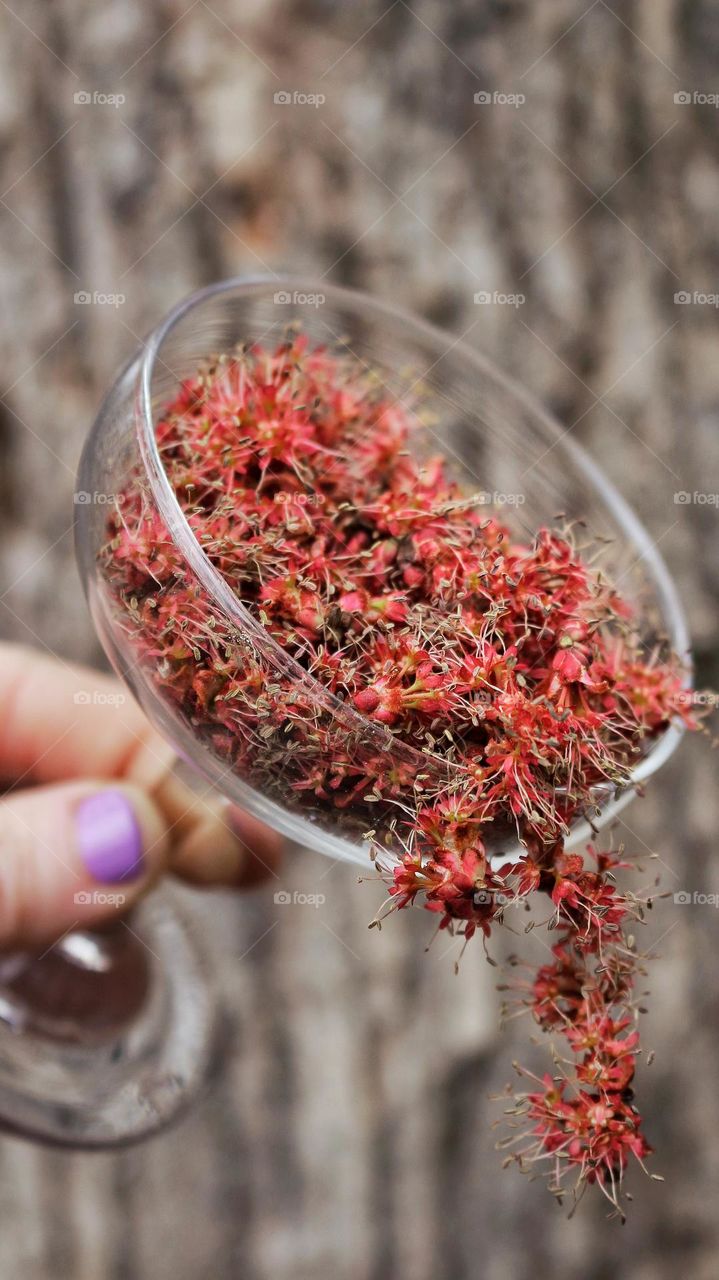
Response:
[[100, 334, 698, 1218]]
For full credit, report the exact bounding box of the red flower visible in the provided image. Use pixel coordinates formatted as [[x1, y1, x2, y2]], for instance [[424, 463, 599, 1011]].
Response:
[[98, 332, 704, 1219]]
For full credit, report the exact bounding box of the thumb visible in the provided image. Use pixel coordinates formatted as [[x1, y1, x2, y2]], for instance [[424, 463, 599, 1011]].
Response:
[[0, 782, 170, 947]]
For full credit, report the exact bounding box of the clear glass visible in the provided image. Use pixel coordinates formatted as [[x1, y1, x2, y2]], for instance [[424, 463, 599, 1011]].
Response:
[[0, 889, 220, 1146], [78, 275, 689, 867], [0, 276, 689, 1149]]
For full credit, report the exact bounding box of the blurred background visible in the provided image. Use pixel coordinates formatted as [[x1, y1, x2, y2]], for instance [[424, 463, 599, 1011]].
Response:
[[0, 2, 718, 1277]]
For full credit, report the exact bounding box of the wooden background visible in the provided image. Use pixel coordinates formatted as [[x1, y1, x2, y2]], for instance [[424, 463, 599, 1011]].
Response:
[[0, 1, 718, 1276]]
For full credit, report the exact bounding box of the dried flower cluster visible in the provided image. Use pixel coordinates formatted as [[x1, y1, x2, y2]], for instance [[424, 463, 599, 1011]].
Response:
[[496, 844, 659, 1220], [100, 334, 698, 1218]]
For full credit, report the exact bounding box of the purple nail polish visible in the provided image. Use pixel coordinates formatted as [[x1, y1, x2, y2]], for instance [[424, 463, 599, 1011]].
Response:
[[76, 791, 144, 883]]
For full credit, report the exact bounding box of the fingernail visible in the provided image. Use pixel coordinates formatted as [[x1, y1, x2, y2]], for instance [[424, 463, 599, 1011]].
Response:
[[76, 790, 144, 883]]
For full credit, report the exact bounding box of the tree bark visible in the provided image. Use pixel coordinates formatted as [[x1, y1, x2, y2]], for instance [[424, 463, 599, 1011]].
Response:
[[0, 2, 717, 1276]]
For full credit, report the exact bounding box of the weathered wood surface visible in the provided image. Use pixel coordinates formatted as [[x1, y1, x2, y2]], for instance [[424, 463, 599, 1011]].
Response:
[[0, 2, 718, 1277]]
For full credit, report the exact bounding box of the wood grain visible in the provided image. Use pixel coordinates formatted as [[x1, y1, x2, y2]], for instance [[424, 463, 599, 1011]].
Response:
[[0, 2, 718, 1276]]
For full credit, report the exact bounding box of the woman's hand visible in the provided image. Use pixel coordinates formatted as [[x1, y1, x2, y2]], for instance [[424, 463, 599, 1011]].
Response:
[[0, 644, 282, 946]]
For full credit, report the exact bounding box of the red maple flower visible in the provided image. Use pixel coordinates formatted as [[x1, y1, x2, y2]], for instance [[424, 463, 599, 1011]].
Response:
[[97, 333, 704, 1219]]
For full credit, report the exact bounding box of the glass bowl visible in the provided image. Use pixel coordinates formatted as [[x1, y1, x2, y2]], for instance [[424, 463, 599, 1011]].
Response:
[[75, 275, 690, 870], [2, 277, 688, 1152]]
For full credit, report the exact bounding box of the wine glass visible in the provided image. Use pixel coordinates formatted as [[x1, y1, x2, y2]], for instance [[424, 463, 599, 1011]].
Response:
[[0, 275, 689, 1147]]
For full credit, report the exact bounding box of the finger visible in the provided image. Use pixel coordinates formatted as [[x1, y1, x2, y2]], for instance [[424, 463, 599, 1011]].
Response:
[[0, 642, 187, 788], [0, 782, 169, 948], [0, 644, 283, 887], [170, 803, 284, 888]]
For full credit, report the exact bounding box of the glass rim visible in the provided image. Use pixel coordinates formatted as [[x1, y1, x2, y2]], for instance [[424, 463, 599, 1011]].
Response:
[[135, 273, 690, 797]]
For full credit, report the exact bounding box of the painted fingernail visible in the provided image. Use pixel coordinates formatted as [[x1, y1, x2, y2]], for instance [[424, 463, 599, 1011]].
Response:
[[76, 790, 144, 883]]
